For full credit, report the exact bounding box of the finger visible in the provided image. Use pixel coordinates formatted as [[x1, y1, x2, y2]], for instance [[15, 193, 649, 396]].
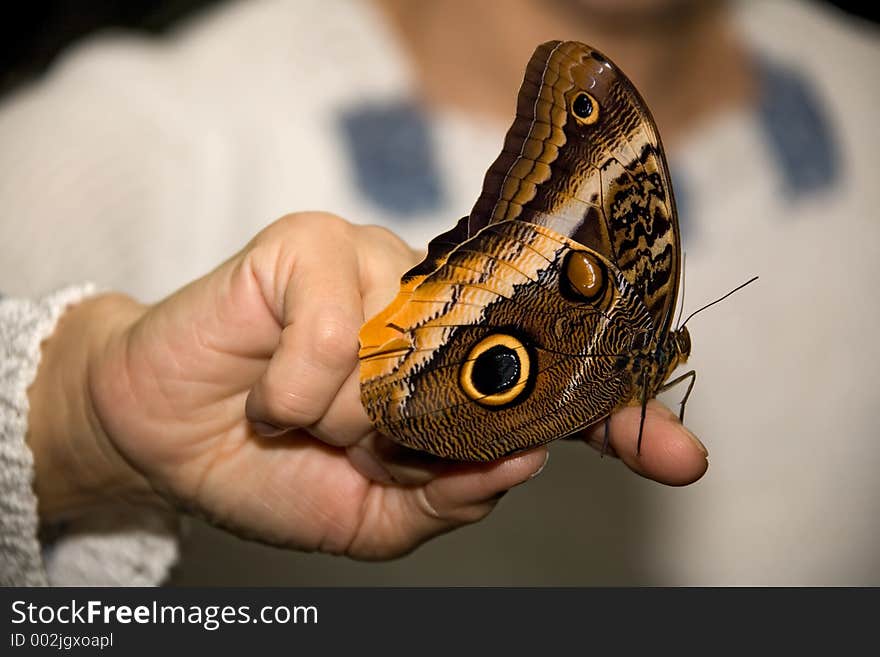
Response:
[[343, 446, 547, 559], [308, 228, 421, 446], [355, 225, 422, 318], [417, 447, 549, 524], [246, 224, 364, 434], [347, 433, 454, 486], [306, 366, 372, 446], [582, 400, 708, 486], [578, 423, 621, 459]]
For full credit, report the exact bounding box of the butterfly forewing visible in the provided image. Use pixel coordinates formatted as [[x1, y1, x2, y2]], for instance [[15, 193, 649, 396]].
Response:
[[472, 40, 681, 334]]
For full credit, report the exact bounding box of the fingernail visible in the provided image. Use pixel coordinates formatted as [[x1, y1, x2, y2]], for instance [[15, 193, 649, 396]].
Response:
[[684, 428, 708, 457], [529, 450, 550, 479], [251, 421, 288, 438]]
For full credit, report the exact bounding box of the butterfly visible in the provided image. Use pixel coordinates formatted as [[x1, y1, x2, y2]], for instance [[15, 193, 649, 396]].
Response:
[[358, 40, 694, 461]]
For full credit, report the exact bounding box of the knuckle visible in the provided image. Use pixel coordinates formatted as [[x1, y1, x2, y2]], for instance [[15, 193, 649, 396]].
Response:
[[289, 211, 352, 236], [360, 224, 414, 258], [260, 212, 353, 245], [259, 370, 323, 427], [360, 223, 396, 242], [308, 313, 360, 370]]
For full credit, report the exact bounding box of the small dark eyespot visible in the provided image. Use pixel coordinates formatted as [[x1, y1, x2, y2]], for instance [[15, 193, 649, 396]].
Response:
[[572, 93, 593, 119], [472, 346, 519, 395], [570, 92, 599, 126]]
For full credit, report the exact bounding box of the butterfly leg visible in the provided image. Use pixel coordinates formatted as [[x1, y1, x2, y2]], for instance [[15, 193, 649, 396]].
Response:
[[637, 371, 649, 455], [658, 370, 697, 422], [600, 416, 611, 458]]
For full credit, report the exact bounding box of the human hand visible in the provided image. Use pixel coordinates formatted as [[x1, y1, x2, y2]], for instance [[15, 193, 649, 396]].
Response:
[[27, 212, 707, 559]]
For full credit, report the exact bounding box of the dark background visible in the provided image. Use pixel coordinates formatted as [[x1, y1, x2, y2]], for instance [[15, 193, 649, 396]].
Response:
[[1, 1, 877, 98]]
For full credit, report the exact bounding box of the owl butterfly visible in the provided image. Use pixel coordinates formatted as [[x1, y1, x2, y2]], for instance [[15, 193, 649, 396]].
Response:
[[358, 40, 695, 461]]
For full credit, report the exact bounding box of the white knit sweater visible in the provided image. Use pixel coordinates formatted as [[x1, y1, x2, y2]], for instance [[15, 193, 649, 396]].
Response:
[[0, 284, 180, 585]]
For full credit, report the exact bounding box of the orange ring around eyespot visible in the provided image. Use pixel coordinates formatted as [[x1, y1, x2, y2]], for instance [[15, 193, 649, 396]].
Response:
[[459, 333, 531, 407]]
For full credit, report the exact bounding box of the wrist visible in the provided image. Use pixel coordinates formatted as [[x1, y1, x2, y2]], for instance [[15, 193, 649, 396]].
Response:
[[27, 293, 165, 522]]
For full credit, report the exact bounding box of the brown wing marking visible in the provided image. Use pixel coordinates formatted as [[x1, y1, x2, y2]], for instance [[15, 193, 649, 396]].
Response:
[[469, 40, 569, 230]]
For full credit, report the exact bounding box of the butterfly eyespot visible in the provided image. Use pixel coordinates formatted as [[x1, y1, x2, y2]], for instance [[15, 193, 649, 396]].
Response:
[[561, 250, 608, 304], [460, 333, 532, 407], [571, 92, 600, 125]]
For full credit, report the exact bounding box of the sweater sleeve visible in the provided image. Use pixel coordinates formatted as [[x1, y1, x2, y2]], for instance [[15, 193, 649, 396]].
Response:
[[0, 285, 180, 586]]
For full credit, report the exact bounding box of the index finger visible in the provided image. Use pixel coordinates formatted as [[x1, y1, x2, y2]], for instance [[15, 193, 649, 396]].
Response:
[[245, 214, 367, 436]]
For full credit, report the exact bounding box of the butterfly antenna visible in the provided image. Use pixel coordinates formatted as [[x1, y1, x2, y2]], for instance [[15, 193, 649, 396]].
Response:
[[674, 252, 687, 330], [680, 276, 759, 330]]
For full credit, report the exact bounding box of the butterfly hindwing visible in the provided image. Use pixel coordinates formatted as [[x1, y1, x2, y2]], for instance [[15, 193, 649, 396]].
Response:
[[360, 221, 654, 460]]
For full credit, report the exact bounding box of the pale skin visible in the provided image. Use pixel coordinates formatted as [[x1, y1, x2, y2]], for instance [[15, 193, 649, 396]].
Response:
[[27, 212, 707, 559]]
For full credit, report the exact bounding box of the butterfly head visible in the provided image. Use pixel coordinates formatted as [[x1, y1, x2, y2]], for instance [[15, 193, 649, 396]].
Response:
[[675, 327, 692, 363]]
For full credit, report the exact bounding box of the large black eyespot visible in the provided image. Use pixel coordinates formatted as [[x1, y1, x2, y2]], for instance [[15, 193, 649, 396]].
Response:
[[460, 334, 532, 407], [571, 92, 600, 126], [472, 345, 519, 395]]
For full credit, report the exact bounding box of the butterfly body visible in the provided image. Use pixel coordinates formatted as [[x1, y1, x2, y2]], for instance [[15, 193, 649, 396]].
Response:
[[359, 41, 689, 461]]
